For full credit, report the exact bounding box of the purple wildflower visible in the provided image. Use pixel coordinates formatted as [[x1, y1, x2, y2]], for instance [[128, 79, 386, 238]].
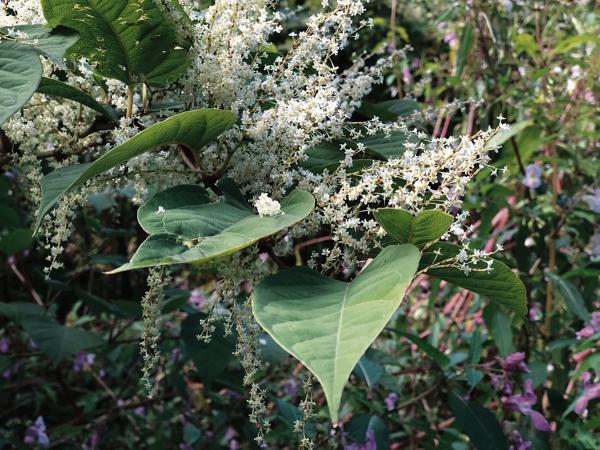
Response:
[[576, 312, 600, 339], [499, 352, 530, 373], [587, 233, 600, 258], [24, 416, 49, 447], [575, 372, 600, 416], [73, 352, 95, 372], [444, 31, 459, 48], [582, 188, 600, 213], [188, 288, 206, 309], [503, 379, 552, 432], [509, 430, 532, 450], [385, 392, 398, 411], [523, 164, 542, 189], [528, 303, 542, 322], [0, 336, 9, 353], [281, 377, 299, 397], [402, 67, 412, 85], [344, 429, 377, 450]]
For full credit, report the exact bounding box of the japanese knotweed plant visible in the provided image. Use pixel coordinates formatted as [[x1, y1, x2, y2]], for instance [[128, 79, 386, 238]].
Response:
[[1, 0, 526, 440]]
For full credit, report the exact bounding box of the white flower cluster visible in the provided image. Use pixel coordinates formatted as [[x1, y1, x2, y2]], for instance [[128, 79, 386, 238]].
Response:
[[4, 0, 505, 284], [254, 193, 282, 217]]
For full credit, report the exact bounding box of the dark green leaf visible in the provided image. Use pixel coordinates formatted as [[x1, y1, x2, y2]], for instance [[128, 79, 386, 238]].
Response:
[[353, 355, 384, 389], [0, 228, 33, 255], [41, 0, 190, 84], [547, 273, 590, 322], [448, 391, 508, 450], [0, 41, 42, 125], [421, 243, 527, 316], [394, 330, 450, 369], [375, 208, 453, 247], [22, 316, 103, 363], [37, 77, 118, 122], [483, 304, 515, 357]]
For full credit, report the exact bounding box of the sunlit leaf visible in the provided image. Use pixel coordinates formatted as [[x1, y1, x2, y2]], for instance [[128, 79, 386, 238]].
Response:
[[252, 244, 421, 422]]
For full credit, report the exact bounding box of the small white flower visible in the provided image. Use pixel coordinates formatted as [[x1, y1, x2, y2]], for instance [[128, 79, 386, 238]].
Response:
[[156, 206, 166, 215], [254, 193, 282, 217]]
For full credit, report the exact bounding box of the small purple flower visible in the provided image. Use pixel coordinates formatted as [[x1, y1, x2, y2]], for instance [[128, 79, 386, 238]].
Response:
[[576, 312, 600, 339], [188, 288, 206, 309], [402, 67, 412, 85], [73, 352, 95, 372], [344, 429, 377, 450], [499, 352, 530, 373], [229, 439, 240, 450], [83, 430, 101, 450], [528, 303, 542, 322], [24, 416, 49, 447], [281, 377, 299, 397], [523, 164, 542, 189], [0, 336, 9, 353], [587, 233, 600, 258], [444, 31, 459, 48], [133, 406, 145, 416], [591, 311, 600, 329], [258, 252, 270, 263], [583, 188, 600, 213], [575, 372, 600, 416], [384, 392, 398, 411], [503, 379, 552, 432], [509, 430, 532, 450]]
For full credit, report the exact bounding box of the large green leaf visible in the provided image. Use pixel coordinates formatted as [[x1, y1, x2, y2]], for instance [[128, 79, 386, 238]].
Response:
[[0, 24, 79, 65], [0, 41, 42, 125], [109, 189, 315, 272], [375, 208, 453, 247], [421, 243, 527, 316], [41, 0, 190, 85], [252, 244, 421, 422], [448, 391, 508, 450], [37, 77, 118, 122], [34, 108, 237, 233]]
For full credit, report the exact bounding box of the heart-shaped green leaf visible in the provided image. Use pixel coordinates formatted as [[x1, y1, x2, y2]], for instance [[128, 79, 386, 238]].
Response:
[[421, 243, 527, 316], [375, 208, 453, 247], [34, 108, 237, 233], [41, 0, 190, 85], [0, 41, 42, 125], [37, 77, 118, 122], [109, 189, 315, 273], [252, 244, 421, 422]]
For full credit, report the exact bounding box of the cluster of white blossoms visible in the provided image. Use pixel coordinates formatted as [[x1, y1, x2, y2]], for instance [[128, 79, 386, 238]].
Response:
[[254, 193, 282, 217], [2, 0, 508, 278]]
